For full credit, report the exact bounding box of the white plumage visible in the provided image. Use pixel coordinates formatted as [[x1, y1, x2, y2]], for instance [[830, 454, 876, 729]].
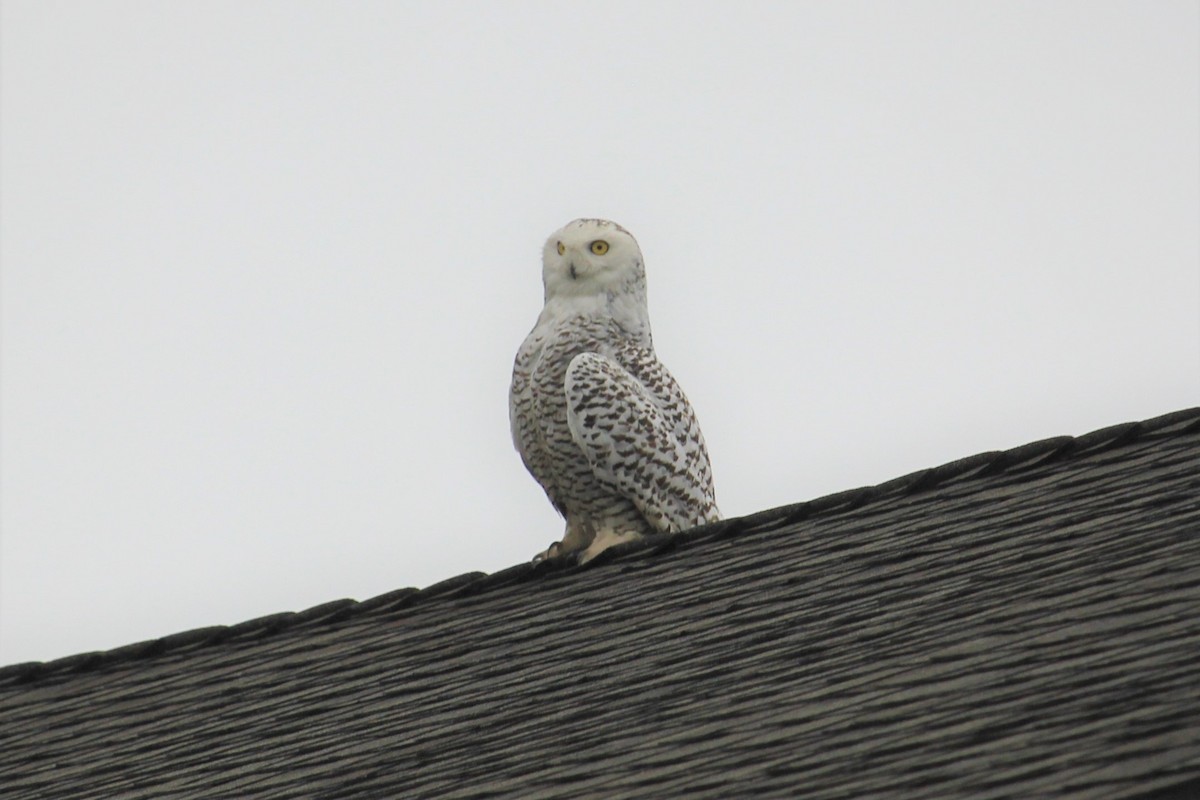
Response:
[[510, 219, 719, 562]]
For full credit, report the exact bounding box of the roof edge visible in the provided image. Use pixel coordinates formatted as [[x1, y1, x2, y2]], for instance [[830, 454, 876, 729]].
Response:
[[3, 405, 1198, 687]]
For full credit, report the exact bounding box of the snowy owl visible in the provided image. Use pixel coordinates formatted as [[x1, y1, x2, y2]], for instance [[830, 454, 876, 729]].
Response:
[[510, 219, 720, 563]]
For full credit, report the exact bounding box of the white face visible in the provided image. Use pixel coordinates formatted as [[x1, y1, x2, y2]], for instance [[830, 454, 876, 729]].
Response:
[[542, 219, 644, 300]]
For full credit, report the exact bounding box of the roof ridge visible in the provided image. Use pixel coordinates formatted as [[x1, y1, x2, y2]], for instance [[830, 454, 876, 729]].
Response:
[[3, 405, 1197, 687]]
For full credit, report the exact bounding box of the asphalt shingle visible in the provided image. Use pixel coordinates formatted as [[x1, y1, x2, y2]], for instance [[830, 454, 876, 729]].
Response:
[[1, 408, 1198, 799]]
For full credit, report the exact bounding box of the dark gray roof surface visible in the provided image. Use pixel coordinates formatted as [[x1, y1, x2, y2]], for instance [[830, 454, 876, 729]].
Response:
[[2, 408, 1199, 800]]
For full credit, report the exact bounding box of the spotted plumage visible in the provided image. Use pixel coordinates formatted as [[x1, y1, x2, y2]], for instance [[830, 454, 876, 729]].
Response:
[[510, 219, 719, 562]]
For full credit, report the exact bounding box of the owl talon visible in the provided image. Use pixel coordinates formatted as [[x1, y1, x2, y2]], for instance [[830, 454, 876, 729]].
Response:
[[532, 541, 563, 563]]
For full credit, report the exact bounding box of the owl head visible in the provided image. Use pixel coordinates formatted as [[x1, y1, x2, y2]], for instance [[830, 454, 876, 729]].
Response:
[[542, 219, 646, 302]]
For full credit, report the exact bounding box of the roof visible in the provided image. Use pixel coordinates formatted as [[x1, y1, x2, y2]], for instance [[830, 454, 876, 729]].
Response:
[[2, 407, 1199, 799]]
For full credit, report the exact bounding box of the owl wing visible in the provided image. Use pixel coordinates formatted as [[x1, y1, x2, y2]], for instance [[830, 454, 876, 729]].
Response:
[[564, 350, 719, 533]]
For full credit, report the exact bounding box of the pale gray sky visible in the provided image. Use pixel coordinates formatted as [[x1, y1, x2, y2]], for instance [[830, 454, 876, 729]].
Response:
[[2, 1, 1197, 665]]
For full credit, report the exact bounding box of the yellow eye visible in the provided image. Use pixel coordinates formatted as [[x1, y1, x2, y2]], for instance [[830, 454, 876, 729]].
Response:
[[590, 240, 609, 255], [556, 241, 565, 255]]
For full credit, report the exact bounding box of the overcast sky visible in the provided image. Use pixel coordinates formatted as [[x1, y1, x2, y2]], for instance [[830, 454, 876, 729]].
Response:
[[2, 1, 1197, 665]]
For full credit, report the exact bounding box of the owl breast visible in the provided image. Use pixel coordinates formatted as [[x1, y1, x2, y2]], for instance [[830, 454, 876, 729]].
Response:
[[510, 314, 653, 539]]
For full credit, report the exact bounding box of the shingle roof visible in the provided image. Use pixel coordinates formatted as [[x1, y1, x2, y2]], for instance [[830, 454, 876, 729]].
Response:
[[2, 407, 1199, 799]]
